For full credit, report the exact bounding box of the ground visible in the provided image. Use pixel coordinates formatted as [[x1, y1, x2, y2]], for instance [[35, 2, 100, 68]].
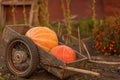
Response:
[[0, 35, 120, 80]]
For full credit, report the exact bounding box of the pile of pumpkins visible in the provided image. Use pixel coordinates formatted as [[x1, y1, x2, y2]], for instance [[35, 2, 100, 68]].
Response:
[[25, 27, 76, 62]]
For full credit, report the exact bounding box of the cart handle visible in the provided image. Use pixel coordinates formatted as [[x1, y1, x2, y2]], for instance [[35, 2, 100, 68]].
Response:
[[42, 63, 100, 76], [60, 66, 100, 76]]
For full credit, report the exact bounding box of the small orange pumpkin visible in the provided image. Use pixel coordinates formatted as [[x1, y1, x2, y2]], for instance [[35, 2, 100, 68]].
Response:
[[50, 45, 76, 62], [25, 27, 58, 51]]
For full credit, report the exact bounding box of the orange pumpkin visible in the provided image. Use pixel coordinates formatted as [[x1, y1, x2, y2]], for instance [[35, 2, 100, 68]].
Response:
[[25, 27, 58, 51], [50, 45, 76, 62]]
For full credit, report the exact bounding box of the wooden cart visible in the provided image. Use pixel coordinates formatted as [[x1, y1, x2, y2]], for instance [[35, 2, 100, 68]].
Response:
[[2, 24, 100, 79]]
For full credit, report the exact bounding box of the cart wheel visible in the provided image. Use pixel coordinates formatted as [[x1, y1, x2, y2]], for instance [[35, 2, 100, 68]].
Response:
[[5, 36, 39, 78]]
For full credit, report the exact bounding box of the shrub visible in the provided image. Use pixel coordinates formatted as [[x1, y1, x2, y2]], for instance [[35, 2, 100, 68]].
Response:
[[94, 17, 120, 56], [73, 18, 94, 35]]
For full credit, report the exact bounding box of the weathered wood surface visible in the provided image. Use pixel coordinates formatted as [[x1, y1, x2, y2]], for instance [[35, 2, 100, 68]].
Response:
[[2, 25, 88, 79], [64, 52, 87, 78], [29, 0, 38, 26], [2, 24, 29, 45], [0, 0, 2, 25], [39, 46, 88, 79], [0, 1, 32, 26], [38, 46, 65, 79], [29, 3, 34, 26], [2, 1, 32, 6], [0, 0, 6, 26], [62, 66, 100, 76]]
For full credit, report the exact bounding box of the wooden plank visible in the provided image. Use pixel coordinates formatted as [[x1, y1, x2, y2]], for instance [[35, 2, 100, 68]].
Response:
[[6, 24, 30, 35], [0, 0, 2, 25], [1, 1, 33, 26], [2, 26, 21, 45], [64, 53, 87, 78], [0, 4, 6, 26], [38, 44, 88, 79], [29, 3, 34, 26], [2, 1, 32, 6], [29, 0, 38, 26], [37, 45, 65, 79], [62, 66, 100, 76], [2, 25, 29, 45]]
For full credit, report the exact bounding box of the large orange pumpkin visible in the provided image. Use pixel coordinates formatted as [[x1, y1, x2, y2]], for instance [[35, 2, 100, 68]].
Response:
[[25, 27, 58, 51], [50, 45, 76, 62]]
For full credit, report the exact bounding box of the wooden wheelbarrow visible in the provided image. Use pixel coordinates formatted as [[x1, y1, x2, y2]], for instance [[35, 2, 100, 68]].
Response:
[[2, 24, 100, 79]]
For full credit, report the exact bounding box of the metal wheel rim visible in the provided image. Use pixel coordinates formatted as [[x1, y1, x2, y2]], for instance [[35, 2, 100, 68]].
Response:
[[7, 39, 32, 74]]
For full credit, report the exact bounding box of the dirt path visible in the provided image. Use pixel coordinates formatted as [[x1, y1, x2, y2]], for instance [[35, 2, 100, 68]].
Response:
[[0, 36, 120, 80]]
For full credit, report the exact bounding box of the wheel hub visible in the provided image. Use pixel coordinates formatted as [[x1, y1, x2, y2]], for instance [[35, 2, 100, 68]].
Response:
[[13, 51, 27, 64]]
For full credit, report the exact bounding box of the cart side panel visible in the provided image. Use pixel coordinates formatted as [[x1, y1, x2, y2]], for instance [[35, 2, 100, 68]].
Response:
[[38, 46, 66, 78], [38, 47, 65, 66], [38, 46, 88, 79], [8, 25, 30, 35], [63, 58, 88, 78], [41, 64, 64, 78], [61, 53, 88, 79], [2, 26, 21, 45], [2, 25, 30, 45], [41, 59, 87, 79]]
